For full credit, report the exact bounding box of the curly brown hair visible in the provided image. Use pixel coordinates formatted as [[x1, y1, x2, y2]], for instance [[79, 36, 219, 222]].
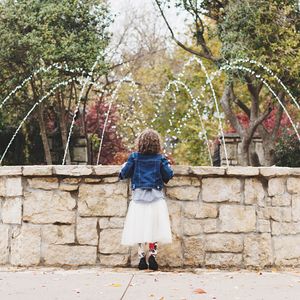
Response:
[[137, 129, 162, 154]]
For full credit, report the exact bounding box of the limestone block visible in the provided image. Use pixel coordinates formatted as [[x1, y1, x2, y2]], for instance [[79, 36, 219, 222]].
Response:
[[102, 177, 120, 183], [167, 200, 182, 237], [201, 219, 218, 233], [190, 167, 225, 176], [172, 165, 191, 175], [27, 177, 58, 190], [257, 219, 271, 233], [157, 239, 183, 267], [43, 245, 97, 266], [263, 207, 292, 222], [84, 178, 101, 183], [226, 167, 259, 176], [100, 254, 129, 266], [6, 177, 23, 196], [0, 225, 9, 264], [53, 165, 93, 176], [268, 178, 285, 196], [99, 217, 125, 229], [205, 253, 242, 267], [59, 183, 78, 191], [11, 224, 41, 266], [23, 166, 52, 176], [244, 233, 273, 267], [183, 219, 203, 236], [273, 235, 300, 265], [205, 234, 243, 253], [0, 166, 22, 176], [183, 201, 218, 219], [42, 224, 75, 244], [61, 178, 81, 184], [23, 190, 76, 224], [219, 205, 256, 232], [292, 195, 300, 222], [165, 186, 199, 201], [2, 197, 22, 224], [183, 236, 205, 266], [271, 221, 300, 236], [271, 193, 291, 206], [76, 217, 98, 245], [260, 167, 291, 177], [166, 176, 200, 187], [129, 246, 140, 267], [202, 178, 241, 203], [78, 183, 128, 217], [60, 178, 80, 191], [287, 177, 300, 194], [93, 165, 120, 176], [244, 178, 265, 205], [0, 177, 6, 196], [99, 229, 129, 254]]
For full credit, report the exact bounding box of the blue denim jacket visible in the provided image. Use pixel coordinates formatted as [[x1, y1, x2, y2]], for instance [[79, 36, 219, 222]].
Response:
[[119, 152, 174, 190]]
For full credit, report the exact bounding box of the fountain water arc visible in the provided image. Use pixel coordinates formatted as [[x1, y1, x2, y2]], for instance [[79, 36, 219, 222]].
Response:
[[62, 55, 104, 165], [0, 63, 86, 110], [0, 78, 74, 165], [220, 64, 300, 142]]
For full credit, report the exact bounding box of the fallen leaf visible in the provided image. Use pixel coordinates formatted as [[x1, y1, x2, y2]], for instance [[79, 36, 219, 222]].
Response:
[[149, 294, 155, 297], [111, 283, 122, 287], [159, 297, 165, 300], [193, 288, 206, 294]]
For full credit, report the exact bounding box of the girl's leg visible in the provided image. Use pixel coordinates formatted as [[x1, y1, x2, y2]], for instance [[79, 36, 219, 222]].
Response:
[[138, 243, 148, 270], [138, 243, 146, 259], [148, 242, 158, 271]]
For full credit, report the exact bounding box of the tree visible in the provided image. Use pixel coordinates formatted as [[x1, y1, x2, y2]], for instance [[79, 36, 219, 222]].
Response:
[[0, 0, 112, 164], [155, 0, 300, 166], [85, 98, 127, 165]]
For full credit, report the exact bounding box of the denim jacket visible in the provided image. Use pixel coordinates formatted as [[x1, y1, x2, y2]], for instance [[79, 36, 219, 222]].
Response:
[[119, 152, 174, 190]]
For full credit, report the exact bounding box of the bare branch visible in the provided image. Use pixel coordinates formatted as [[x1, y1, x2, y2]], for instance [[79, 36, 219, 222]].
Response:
[[154, 0, 219, 63], [231, 86, 251, 117]]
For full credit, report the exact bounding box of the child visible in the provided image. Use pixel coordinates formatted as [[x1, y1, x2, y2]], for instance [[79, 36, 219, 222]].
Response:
[[119, 129, 174, 271]]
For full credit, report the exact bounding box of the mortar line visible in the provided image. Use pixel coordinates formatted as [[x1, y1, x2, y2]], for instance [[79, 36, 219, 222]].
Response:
[[120, 273, 135, 300]]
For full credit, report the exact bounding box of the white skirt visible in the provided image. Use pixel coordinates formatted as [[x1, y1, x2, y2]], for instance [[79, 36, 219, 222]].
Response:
[[121, 199, 172, 245]]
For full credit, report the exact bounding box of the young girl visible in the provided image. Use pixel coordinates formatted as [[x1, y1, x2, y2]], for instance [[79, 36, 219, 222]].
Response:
[[119, 129, 173, 271]]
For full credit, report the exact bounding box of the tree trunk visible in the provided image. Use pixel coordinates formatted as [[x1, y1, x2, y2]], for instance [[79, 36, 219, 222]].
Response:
[[263, 142, 276, 166], [239, 138, 251, 166], [57, 91, 71, 164], [30, 78, 52, 165], [37, 103, 52, 165]]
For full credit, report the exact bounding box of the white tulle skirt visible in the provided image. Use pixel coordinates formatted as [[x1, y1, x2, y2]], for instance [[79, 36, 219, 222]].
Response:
[[121, 199, 172, 245]]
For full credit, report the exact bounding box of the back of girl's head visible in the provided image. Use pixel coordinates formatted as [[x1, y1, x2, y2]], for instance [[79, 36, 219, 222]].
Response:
[[137, 129, 161, 154]]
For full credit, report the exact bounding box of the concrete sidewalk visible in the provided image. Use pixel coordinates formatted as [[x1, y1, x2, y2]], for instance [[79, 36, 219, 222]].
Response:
[[0, 267, 300, 300]]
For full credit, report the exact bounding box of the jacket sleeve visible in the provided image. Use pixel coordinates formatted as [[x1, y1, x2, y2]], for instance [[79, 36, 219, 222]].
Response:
[[119, 153, 135, 180], [160, 155, 174, 183]]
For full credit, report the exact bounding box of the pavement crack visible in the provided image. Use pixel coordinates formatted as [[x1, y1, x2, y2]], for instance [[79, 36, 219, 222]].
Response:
[[120, 273, 135, 300]]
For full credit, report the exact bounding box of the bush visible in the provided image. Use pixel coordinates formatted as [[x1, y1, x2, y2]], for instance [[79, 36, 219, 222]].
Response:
[[275, 128, 300, 167]]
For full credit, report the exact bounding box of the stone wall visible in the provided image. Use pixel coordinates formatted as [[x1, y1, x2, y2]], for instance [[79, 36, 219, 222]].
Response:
[[0, 165, 300, 269]]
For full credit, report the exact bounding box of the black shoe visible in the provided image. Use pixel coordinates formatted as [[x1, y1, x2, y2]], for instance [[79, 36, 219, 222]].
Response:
[[148, 255, 158, 271], [138, 256, 148, 270]]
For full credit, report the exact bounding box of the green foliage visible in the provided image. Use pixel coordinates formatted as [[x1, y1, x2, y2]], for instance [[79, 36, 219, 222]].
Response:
[[0, 0, 112, 164], [218, 0, 300, 94], [275, 128, 300, 167]]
